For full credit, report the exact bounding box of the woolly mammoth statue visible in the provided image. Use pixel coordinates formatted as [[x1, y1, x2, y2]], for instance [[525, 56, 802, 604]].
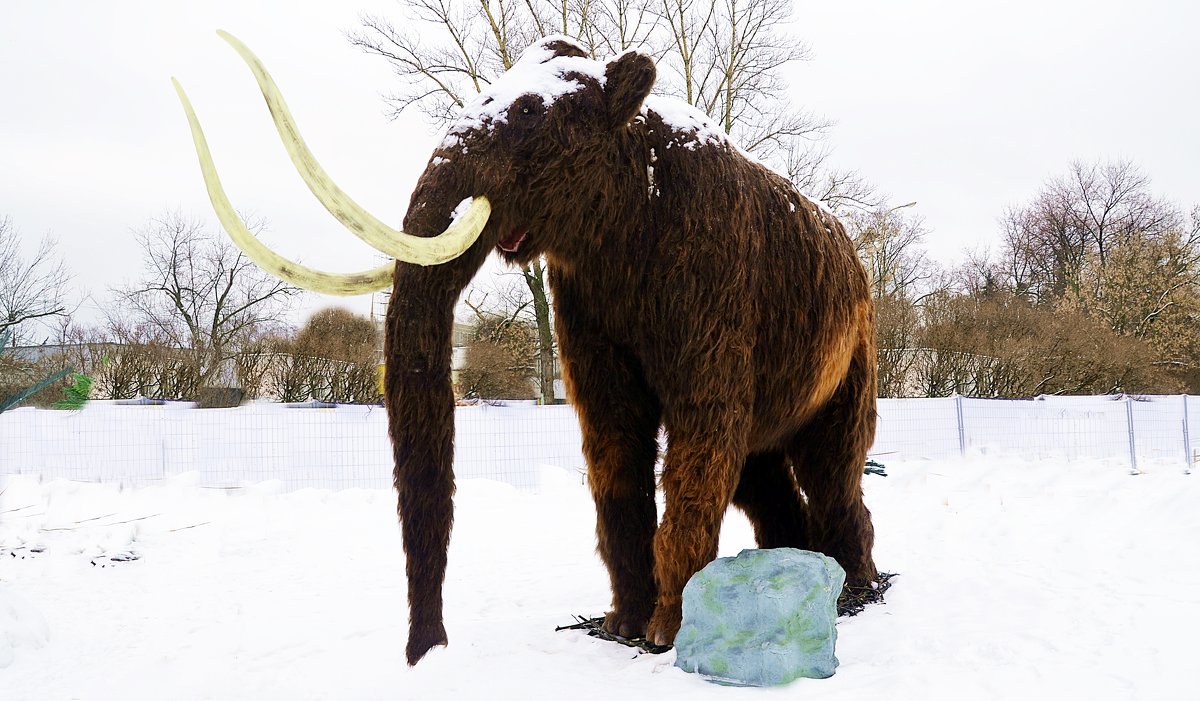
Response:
[[175, 32, 879, 665]]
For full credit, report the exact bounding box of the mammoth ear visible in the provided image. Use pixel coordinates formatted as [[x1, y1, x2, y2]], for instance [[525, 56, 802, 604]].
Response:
[[540, 38, 588, 60], [604, 52, 655, 130]]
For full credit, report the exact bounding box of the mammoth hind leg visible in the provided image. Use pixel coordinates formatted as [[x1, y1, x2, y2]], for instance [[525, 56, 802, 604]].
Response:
[[646, 407, 749, 647], [732, 451, 810, 550], [788, 346, 879, 587]]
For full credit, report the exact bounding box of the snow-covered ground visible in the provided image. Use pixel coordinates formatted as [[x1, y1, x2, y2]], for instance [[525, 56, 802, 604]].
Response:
[[2, 457, 1196, 700]]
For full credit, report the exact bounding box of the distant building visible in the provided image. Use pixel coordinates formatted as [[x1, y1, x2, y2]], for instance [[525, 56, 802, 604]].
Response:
[[4, 342, 122, 364]]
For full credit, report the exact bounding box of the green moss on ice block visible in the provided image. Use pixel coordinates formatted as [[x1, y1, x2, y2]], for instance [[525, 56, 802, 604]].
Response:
[[674, 548, 845, 686]]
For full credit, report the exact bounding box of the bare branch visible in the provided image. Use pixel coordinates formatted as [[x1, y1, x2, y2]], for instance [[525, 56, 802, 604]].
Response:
[[0, 216, 71, 343]]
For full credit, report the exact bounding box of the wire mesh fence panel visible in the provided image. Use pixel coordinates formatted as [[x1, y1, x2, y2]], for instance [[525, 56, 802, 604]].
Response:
[[453, 403, 585, 488], [864, 395, 1193, 471], [1127, 397, 1186, 468], [2, 405, 169, 482], [2, 395, 1194, 491], [962, 397, 1130, 465], [0, 401, 587, 491], [190, 405, 396, 491], [872, 398, 960, 461]]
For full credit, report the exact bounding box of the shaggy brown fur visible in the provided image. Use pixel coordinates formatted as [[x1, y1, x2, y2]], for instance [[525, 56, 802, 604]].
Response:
[[390, 37, 878, 665]]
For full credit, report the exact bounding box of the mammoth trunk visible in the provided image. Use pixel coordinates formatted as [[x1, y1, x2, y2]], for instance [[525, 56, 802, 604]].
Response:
[[384, 260, 477, 665]]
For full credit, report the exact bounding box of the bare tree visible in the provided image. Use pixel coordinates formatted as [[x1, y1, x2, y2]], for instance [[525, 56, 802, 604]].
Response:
[[844, 204, 941, 397], [295, 307, 381, 364], [999, 159, 1181, 303], [522, 257, 557, 401], [790, 149, 882, 213], [654, 0, 882, 211], [267, 345, 329, 403], [952, 247, 1009, 300], [27, 320, 197, 401], [1066, 227, 1200, 338], [99, 322, 198, 400], [1060, 213, 1200, 383], [114, 211, 299, 395], [349, 0, 659, 124], [846, 205, 938, 302], [655, 0, 830, 168], [873, 294, 921, 398], [349, 0, 874, 202], [0, 216, 70, 343], [989, 160, 1200, 389]]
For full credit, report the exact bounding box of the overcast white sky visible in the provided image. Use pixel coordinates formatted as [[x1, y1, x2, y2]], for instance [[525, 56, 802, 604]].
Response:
[[2, 0, 1197, 330]]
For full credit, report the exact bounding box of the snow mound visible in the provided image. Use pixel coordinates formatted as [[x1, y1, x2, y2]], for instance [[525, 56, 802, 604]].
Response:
[[0, 586, 49, 669]]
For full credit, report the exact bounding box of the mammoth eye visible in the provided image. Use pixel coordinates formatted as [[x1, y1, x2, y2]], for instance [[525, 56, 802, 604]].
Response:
[[511, 97, 542, 121]]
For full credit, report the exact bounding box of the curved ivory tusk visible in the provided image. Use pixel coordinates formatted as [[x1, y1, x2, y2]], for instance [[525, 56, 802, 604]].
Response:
[[215, 29, 490, 265], [173, 77, 394, 295]]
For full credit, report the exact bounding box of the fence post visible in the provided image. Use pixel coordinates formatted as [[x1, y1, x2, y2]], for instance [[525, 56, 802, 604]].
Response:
[[1126, 395, 1139, 475], [1184, 394, 1193, 475], [955, 394, 966, 457]]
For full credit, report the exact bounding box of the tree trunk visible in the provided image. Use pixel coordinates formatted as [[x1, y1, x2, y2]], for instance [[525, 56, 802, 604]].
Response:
[[524, 258, 556, 404]]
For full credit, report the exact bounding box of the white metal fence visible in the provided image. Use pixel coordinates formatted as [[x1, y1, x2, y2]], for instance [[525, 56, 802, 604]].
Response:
[[0, 395, 1193, 491], [873, 395, 1196, 474]]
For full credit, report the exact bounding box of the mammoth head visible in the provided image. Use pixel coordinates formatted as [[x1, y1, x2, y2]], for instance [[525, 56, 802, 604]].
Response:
[[173, 32, 656, 294], [404, 36, 657, 267]]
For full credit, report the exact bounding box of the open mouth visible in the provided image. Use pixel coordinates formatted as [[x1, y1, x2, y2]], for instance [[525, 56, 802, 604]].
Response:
[[498, 229, 528, 253]]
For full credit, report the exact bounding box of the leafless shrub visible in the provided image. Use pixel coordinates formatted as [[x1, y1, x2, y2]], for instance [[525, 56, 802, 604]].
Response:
[[260, 308, 382, 404], [458, 312, 538, 400]]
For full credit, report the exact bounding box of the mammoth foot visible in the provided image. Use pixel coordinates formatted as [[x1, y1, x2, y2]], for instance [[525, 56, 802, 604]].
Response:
[[601, 607, 652, 639], [645, 602, 683, 648], [838, 570, 896, 618], [406, 622, 448, 666]]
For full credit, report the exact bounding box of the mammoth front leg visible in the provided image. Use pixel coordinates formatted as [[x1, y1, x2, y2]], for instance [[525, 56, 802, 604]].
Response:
[[646, 408, 748, 647], [558, 331, 662, 637]]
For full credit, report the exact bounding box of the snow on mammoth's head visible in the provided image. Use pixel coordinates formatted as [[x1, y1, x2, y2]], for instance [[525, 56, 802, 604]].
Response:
[[432, 35, 728, 160], [439, 36, 608, 150]]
